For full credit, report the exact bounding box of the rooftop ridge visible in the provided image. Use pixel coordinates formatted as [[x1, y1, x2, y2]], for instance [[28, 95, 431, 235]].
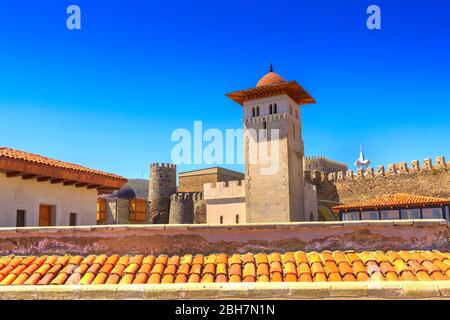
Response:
[[0, 146, 126, 181]]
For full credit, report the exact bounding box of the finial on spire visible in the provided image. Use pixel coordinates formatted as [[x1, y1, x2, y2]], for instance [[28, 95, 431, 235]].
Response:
[[269, 63, 273, 72]]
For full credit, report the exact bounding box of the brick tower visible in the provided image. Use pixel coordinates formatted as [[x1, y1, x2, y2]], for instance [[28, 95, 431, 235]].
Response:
[[226, 65, 315, 222]]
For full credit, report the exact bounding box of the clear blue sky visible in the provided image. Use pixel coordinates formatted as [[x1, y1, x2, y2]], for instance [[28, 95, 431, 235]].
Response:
[[1, 0, 449, 178]]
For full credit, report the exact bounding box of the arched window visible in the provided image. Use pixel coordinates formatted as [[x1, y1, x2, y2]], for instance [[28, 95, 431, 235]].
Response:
[[235, 215, 239, 224], [263, 121, 267, 130], [273, 103, 277, 114], [252, 107, 255, 117], [269, 104, 273, 114], [256, 106, 260, 117], [220, 216, 223, 224]]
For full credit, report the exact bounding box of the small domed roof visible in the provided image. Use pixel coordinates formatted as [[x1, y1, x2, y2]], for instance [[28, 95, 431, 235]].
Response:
[[256, 64, 286, 87], [110, 185, 136, 200]]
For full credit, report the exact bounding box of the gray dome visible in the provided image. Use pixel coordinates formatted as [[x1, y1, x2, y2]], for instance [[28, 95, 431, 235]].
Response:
[[110, 185, 136, 200]]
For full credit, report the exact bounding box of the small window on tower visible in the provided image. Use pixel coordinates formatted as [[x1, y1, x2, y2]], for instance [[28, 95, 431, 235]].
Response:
[[269, 104, 273, 114], [236, 215, 239, 224], [295, 109, 299, 119], [256, 106, 260, 116], [263, 121, 267, 130], [220, 216, 224, 224], [252, 107, 255, 117], [273, 103, 277, 114], [289, 105, 293, 115]]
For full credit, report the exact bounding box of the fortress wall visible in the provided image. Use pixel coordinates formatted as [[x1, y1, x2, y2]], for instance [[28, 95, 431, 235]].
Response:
[[305, 157, 450, 210]]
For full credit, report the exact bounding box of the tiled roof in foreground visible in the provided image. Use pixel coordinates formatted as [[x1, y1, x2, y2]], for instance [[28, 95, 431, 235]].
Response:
[[0, 146, 125, 181], [1, 250, 449, 286], [333, 193, 450, 213]]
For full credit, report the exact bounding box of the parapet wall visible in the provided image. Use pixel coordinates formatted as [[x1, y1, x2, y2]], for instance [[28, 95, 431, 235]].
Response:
[[204, 180, 245, 200], [305, 156, 450, 205], [0, 220, 447, 256]]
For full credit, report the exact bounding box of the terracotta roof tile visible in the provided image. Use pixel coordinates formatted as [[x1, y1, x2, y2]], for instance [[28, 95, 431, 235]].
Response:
[[0, 147, 126, 181], [0, 251, 448, 286], [333, 193, 450, 213]]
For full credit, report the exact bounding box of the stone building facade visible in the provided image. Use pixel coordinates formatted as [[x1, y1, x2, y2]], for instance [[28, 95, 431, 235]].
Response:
[[178, 167, 244, 193]]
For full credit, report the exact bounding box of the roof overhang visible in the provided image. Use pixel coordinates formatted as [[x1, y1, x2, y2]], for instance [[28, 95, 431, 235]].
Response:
[[0, 157, 127, 193], [225, 80, 316, 106]]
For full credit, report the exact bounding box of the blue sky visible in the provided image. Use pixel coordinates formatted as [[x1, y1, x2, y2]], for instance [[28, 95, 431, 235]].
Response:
[[0, 0, 449, 178]]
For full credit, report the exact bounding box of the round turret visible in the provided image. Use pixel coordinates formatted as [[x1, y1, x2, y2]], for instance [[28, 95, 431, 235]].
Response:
[[148, 163, 177, 224], [169, 193, 194, 224]]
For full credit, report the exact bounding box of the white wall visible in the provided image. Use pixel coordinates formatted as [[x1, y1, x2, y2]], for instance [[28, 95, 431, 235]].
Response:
[[304, 182, 318, 221], [0, 173, 97, 227], [204, 181, 246, 224]]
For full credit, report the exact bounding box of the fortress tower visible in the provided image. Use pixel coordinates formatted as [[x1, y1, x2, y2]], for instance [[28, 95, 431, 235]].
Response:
[[148, 163, 177, 224], [226, 65, 315, 222]]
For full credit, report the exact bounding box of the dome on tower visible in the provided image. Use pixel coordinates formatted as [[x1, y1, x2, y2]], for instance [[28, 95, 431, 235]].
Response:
[[256, 64, 286, 87]]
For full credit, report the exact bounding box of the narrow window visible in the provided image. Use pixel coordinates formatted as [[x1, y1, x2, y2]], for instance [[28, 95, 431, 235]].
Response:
[[263, 121, 267, 130], [273, 103, 277, 114], [252, 107, 255, 117], [16, 210, 26, 227], [235, 215, 239, 224], [69, 212, 77, 226], [220, 216, 223, 224], [256, 106, 260, 117], [295, 109, 299, 119], [269, 104, 273, 114], [289, 105, 293, 115]]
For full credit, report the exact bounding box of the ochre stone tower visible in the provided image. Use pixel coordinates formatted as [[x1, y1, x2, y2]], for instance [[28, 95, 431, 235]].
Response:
[[226, 66, 315, 222]]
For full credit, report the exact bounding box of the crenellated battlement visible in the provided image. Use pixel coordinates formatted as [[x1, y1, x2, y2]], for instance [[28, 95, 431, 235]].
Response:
[[305, 156, 448, 182], [204, 180, 245, 200], [150, 163, 177, 170], [170, 192, 203, 202]]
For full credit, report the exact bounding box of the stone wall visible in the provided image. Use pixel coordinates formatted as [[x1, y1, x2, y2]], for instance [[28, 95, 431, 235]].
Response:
[[305, 156, 450, 214], [304, 156, 348, 173], [0, 220, 447, 256], [148, 163, 177, 224]]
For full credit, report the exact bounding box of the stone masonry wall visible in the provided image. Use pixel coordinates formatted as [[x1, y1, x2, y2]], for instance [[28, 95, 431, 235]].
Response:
[[305, 157, 450, 212], [178, 171, 244, 193]]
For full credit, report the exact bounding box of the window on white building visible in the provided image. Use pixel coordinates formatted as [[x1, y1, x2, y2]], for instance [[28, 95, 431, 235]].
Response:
[[16, 210, 26, 227], [361, 211, 379, 220]]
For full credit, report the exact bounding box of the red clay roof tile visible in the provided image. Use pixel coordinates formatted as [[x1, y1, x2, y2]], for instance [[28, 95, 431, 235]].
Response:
[[0, 250, 448, 286]]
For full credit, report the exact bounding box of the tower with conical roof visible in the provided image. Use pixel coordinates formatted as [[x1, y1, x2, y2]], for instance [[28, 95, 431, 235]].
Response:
[[226, 65, 315, 222]]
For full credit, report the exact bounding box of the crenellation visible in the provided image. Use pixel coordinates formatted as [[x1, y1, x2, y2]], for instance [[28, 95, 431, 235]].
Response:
[[346, 170, 354, 179], [376, 165, 385, 176], [423, 158, 433, 170], [410, 160, 420, 172], [397, 162, 408, 173], [356, 169, 364, 178], [328, 172, 337, 182], [365, 167, 374, 178], [387, 164, 396, 175], [435, 156, 446, 169]]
